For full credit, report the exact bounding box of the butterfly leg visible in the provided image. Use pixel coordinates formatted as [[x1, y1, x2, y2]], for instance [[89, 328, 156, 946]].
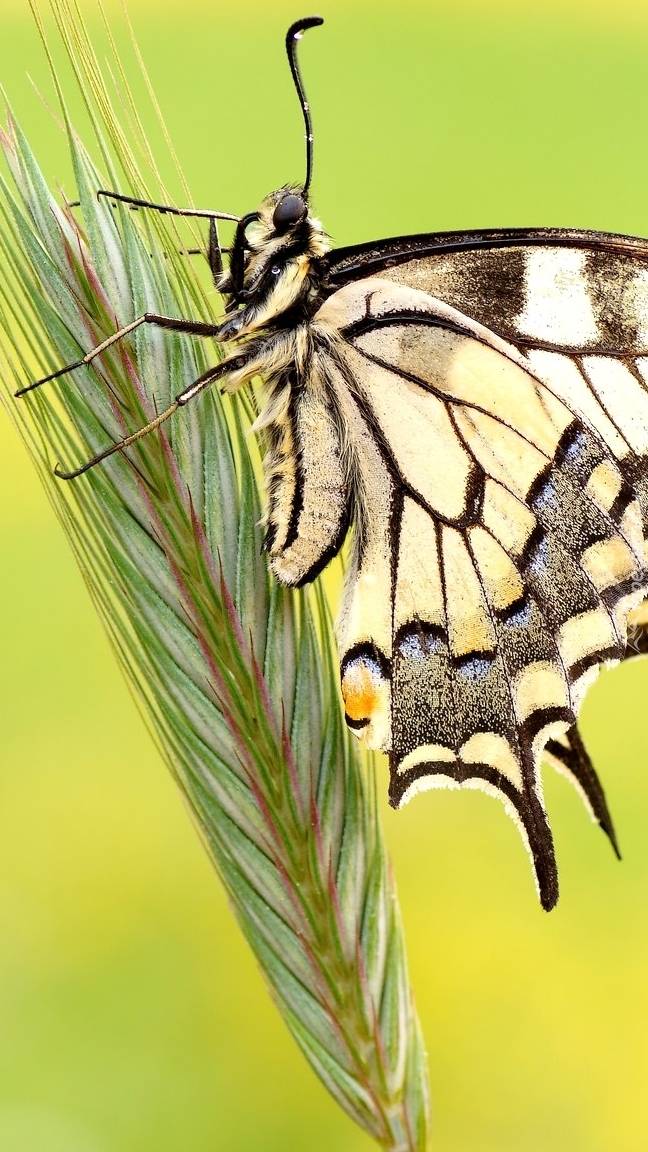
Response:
[[96, 190, 238, 223], [16, 313, 223, 397], [53, 332, 281, 480], [72, 192, 227, 274], [208, 218, 223, 284], [54, 359, 230, 480], [97, 191, 236, 285]]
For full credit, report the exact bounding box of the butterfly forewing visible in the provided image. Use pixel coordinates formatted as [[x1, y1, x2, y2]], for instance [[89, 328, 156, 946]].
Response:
[[328, 227, 648, 346]]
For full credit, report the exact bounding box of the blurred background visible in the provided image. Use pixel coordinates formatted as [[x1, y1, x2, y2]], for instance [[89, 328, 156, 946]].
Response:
[[1, 1, 648, 1149]]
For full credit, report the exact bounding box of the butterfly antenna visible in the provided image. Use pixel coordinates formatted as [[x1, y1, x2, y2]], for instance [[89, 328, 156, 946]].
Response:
[[285, 16, 324, 201]]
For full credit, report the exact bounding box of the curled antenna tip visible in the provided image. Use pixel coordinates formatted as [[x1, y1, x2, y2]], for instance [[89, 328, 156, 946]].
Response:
[[287, 16, 324, 41]]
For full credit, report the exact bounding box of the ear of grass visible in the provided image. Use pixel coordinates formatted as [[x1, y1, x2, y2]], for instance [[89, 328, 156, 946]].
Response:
[[0, 4, 430, 1149]]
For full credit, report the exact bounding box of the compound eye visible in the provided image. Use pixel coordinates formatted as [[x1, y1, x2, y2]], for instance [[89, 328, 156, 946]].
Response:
[[272, 194, 307, 231]]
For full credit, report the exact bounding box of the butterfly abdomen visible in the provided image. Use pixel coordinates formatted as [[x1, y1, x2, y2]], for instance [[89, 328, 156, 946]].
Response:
[[262, 363, 352, 588]]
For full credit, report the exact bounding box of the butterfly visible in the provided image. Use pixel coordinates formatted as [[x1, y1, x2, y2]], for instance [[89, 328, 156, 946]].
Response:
[[19, 16, 648, 910]]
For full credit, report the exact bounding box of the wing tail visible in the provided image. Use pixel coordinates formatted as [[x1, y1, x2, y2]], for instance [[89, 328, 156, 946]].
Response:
[[544, 726, 620, 859]]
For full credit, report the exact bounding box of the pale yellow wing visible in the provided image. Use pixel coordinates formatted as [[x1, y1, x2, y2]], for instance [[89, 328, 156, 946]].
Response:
[[312, 278, 648, 909]]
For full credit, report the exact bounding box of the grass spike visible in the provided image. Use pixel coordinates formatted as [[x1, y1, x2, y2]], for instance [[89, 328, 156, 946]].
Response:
[[0, 5, 431, 1150]]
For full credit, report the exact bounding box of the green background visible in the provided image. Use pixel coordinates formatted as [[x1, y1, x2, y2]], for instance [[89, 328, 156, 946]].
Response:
[[1, 2, 648, 1149]]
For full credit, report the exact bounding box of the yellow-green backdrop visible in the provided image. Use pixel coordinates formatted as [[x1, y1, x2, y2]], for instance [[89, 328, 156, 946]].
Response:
[[1, 2, 648, 1149]]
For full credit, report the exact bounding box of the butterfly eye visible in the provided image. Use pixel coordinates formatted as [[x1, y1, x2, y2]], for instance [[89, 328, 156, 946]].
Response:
[[272, 194, 307, 231]]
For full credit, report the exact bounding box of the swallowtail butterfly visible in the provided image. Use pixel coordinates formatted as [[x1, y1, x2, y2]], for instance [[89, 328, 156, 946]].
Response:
[[21, 16, 648, 910]]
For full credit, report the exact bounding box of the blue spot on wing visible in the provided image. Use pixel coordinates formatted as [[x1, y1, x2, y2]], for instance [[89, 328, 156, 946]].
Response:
[[398, 630, 444, 659], [504, 600, 532, 628], [528, 536, 549, 576], [355, 655, 383, 679], [563, 429, 588, 465], [533, 477, 559, 515], [457, 656, 494, 681]]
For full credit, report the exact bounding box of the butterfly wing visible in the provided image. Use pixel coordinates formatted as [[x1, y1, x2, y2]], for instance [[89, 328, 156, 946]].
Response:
[[327, 226, 648, 354], [326, 228, 648, 897], [311, 276, 648, 909], [328, 227, 648, 520], [543, 726, 620, 859]]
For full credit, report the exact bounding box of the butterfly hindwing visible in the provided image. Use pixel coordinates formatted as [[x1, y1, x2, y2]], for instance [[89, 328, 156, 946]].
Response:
[[312, 277, 648, 908]]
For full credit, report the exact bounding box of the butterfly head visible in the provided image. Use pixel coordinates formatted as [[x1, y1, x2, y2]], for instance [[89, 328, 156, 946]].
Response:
[[217, 186, 331, 336]]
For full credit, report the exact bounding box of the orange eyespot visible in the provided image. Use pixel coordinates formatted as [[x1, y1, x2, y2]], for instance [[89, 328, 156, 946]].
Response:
[[342, 662, 380, 724]]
